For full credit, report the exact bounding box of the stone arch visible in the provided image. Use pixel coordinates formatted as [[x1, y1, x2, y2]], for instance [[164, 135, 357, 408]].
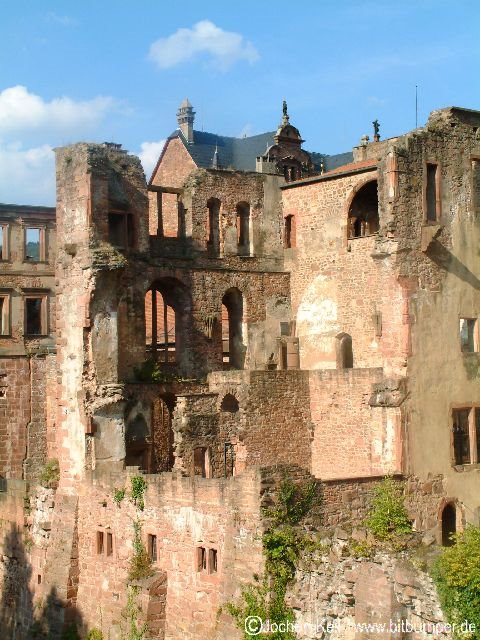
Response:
[[220, 393, 239, 413], [336, 332, 353, 369], [437, 499, 464, 546], [221, 287, 246, 369], [346, 178, 379, 238], [145, 277, 191, 367]]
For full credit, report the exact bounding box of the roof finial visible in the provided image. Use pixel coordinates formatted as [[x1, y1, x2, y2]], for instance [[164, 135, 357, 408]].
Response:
[[282, 99, 289, 124], [373, 119, 380, 142]]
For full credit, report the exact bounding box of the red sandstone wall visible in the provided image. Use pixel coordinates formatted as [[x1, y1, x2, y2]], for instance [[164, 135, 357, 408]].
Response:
[[309, 369, 402, 480], [282, 172, 408, 374]]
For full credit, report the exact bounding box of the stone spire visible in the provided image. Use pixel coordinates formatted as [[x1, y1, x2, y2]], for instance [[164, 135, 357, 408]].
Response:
[[177, 98, 195, 143]]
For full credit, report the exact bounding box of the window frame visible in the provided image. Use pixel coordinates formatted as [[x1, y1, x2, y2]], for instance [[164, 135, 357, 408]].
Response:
[[147, 533, 158, 563], [451, 405, 480, 467], [423, 161, 442, 223], [23, 290, 49, 337], [23, 225, 46, 262], [0, 224, 9, 262], [0, 291, 11, 337], [459, 317, 479, 353]]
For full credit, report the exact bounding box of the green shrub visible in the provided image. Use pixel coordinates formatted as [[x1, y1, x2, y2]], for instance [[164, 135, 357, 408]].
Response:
[[432, 525, 480, 638], [113, 487, 126, 506], [39, 458, 60, 487], [365, 476, 412, 542], [133, 360, 182, 383], [130, 476, 147, 511], [86, 630, 104, 640], [128, 520, 153, 582], [61, 625, 80, 640]]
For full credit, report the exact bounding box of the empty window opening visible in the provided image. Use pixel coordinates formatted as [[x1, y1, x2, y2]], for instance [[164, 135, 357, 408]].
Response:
[[96, 531, 104, 555], [0, 296, 9, 336], [206, 198, 221, 254], [148, 534, 158, 562], [236, 202, 251, 255], [453, 408, 471, 465], [108, 212, 134, 250], [25, 228, 42, 261], [151, 395, 176, 473], [125, 411, 151, 472], [460, 318, 478, 353], [222, 288, 245, 370], [208, 549, 218, 574], [472, 159, 480, 213], [193, 447, 211, 478], [25, 297, 46, 336], [177, 200, 187, 238], [197, 547, 207, 572], [284, 215, 295, 248], [348, 181, 379, 238], [220, 394, 239, 413], [426, 163, 440, 222], [0, 226, 6, 260], [336, 333, 353, 369], [145, 289, 176, 362], [441, 503, 456, 546], [224, 442, 235, 477], [37, 574, 42, 585], [106, 532, 113, 556]]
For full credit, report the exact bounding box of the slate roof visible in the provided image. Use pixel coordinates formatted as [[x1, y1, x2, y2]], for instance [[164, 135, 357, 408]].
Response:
[[169, 129, 353, 174]]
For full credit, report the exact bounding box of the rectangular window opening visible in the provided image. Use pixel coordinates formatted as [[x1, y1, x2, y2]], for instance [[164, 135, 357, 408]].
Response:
[[25, 297, 45, 336], [96, 531, 104, 555], [148, 534, 157, 562], [426, 163, 440, 222], [0, 226, 5, 260], [0, 296, 9, 336], [106, 532, 113, 557], [208, 548, 217, 574], [453, 408, 471, 465], [460, 318, 478, 353], [25, 228, 42, 261], [197, 546, 207, 572]]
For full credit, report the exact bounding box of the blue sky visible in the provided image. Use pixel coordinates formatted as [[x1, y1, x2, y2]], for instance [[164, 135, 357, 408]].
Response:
[[1, 0, 479, 205]]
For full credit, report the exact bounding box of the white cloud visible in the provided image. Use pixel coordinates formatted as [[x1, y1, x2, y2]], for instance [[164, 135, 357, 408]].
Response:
[[0, 143, 55, 206], [148, 20, 259, 71], [137, 139, 166, 178], [0, 86, 116, 137], [46, 12, 78, 27]]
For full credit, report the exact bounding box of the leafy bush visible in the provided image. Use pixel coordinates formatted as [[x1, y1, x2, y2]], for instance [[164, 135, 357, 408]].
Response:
[[86, 630, 104, 640], [128, 520, 153, 582], [113, 487, 126, 506], [432, 525, 480, 638], [130, 476, 147, 511], [39, 459, 60, 486], [133, 360, 182, 383], [365, 476, 412, 542]]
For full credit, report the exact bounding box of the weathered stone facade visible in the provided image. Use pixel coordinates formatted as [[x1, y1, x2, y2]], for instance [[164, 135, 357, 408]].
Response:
[[1, 102, 480, 638]]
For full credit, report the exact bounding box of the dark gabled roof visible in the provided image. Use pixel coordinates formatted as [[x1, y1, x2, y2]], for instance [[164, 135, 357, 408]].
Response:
[[169, 129, 276, 172], [166, 129, 354, 174]]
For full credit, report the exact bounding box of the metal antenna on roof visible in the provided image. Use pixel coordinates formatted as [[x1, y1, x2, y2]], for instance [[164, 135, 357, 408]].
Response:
[[415, 85, 418, 128]]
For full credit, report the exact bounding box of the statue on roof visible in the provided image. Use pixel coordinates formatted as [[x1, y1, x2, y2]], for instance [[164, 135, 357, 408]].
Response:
[[283, 100, 288, 118], [373, 119, 380, 141]]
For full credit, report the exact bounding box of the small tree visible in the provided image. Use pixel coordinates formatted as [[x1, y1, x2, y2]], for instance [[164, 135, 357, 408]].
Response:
[[432, 526, 480, 639], [365, 476, 412, 541]]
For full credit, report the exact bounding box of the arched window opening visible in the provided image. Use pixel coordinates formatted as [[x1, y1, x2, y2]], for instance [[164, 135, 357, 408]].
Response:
[[207, 198, 221, 254], [441, 503, 456, 546], [151, 395, 176, 473], [336, 333, 353, 369], [220, 393, 239, 413], [236, 202, 251, 256], [222, 288, 245, 370], [145, 278, 189, 365], [284, 215, 295, 248], [348, 180, 379, 238], [193, 447, 212, 478]]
